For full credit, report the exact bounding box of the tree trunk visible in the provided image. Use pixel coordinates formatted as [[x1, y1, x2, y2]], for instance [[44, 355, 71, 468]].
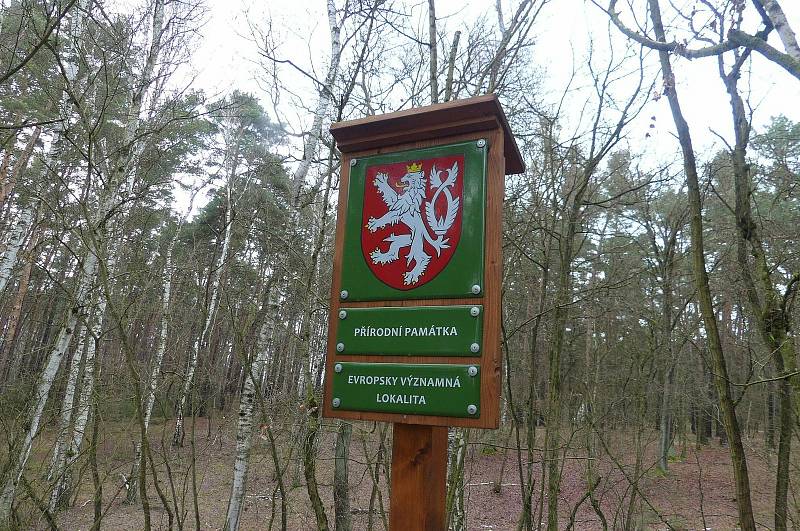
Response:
[[657, 271, 675, 471], [296, 140, 337, 531], [445, 428, 467, 530], [545, 165, 589, 530], [175, 182, 233, 446], [646, 1, 756, 528], [48, 321, 89, 510], [762, 0, 800, 62], [333, 421, 353, 531], [0, 205, 33, 294], [58, 295, 104, 500], [766, 384, 775, 449], [290, 0, 341, 201], [0, 223, 39, 376], [224, 310, 276, 531], [657, 365, 674, 471], [0, 250, 97, 522], [427, 0, 438, 103], [721, 51, 798, 531]]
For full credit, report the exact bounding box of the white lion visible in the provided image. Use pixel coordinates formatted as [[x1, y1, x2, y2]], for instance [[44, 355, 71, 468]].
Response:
[[366, 163, 457, 285]]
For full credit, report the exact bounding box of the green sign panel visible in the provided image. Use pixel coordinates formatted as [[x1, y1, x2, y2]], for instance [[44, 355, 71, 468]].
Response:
[[331, 362, 481, 418], [336, 305, 483, 356], [340, 140, 487, 302]]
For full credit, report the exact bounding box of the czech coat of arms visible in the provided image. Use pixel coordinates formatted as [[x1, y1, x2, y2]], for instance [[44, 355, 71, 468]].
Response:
[[361, 155, 464, 289]]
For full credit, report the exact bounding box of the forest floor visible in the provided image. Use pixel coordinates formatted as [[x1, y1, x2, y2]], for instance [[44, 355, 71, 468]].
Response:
[[15, 416, 793, 530]]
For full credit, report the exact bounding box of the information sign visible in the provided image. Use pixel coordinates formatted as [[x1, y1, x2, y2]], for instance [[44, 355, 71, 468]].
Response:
[[335, 305, 483, 356], [330, 362, 481, 418], [323, 95, 524, 531]]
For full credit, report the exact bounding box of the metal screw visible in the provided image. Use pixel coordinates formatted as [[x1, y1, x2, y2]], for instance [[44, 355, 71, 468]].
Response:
[[338, 310, 347, 319], [333, 398, 341, 408], [470, 343, 480, 353], [468, 366, 478, 377], [470, 306, 480, 317], [467, 404, 477, 415], [340, 290, 349, 300], [471, 284, 481, 295], [350, 158, 357, 167], [476, 139, 486, 148], [334, 363, 343, 373], [336, 343, 345, 352]]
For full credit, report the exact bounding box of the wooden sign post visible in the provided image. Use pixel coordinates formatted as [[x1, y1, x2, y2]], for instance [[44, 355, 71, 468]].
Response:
[[324, 95, 524, 530]]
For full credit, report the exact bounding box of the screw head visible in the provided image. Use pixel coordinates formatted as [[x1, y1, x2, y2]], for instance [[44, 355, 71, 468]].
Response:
[[340, 290, 349, 300], [350, 158, 357, 167], [471, 284, 481, 295], [336, 343, 345, 352], [334, 363, 343, 373], [470, 306, 480, 317], [476, 139, 486, 148], [338, 310, 347, 319], [468, 366, 478, 377], [470, 343, 480, 353], [333, 398, 341, 408], [467, 404, 478, 415]]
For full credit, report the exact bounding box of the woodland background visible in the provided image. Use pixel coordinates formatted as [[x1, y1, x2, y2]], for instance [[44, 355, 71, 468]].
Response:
[[0, 0, 799, 529]]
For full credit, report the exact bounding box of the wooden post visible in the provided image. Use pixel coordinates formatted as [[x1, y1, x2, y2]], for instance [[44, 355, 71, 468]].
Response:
[[390, 423, 448, 531]]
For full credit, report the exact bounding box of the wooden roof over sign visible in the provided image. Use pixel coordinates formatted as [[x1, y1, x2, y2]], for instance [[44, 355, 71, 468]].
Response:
[[330, 94, 526, 175]]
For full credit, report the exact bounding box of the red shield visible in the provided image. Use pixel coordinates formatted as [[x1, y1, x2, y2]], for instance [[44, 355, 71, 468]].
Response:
[[361, 155, 464, 290]]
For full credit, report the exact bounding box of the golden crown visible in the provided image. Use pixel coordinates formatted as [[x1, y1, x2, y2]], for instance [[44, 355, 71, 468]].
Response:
[[406, 162, 422, 173]]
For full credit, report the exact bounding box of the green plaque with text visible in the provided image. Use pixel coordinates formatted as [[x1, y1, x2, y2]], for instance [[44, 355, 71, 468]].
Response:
[[336, 305, 483, 356], [331, 362, 481, 418]]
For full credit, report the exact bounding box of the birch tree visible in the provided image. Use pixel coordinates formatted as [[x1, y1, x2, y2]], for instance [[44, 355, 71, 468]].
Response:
[[224, 293, 277, 531], [0, 0, 94, 519], [125, 178, 208, 503], [0, 204, 33, 293], [603, 0, 800, 81], [172, 103, 244, 445], [47, 0, 170, 508]]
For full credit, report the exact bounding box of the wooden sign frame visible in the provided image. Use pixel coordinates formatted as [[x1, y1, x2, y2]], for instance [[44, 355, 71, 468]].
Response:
[[323, 95, 523, 430]]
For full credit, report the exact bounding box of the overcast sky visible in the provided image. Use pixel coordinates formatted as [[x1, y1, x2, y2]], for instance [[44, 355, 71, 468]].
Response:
[[185, 0, 800, 170]]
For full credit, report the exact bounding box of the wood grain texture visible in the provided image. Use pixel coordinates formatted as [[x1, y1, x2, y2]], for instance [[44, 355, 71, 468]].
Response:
[[330, 94, 524, 175], [389, 424, 447, 531]]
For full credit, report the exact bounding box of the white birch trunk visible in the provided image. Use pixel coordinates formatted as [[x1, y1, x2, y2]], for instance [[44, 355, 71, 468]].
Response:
[[51, 253, 114, 507], [0, 127, 41, 208], [0, 0, 93, 519], [54, 0, 168, 504], [174, 183, 233, 445], [0, 206, 33, 294], [224, 311, 275, 531], [762, 0, 800, 62], [0, 224, 40, 369], [47, 322, 88, 488], [0, 250, 97, 521], [290, 0, 341, 199], [47, 162, 139, 509], [126, 175, 202, 501], [66, 293, 103, 455], [126, 235, 175, 502]]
